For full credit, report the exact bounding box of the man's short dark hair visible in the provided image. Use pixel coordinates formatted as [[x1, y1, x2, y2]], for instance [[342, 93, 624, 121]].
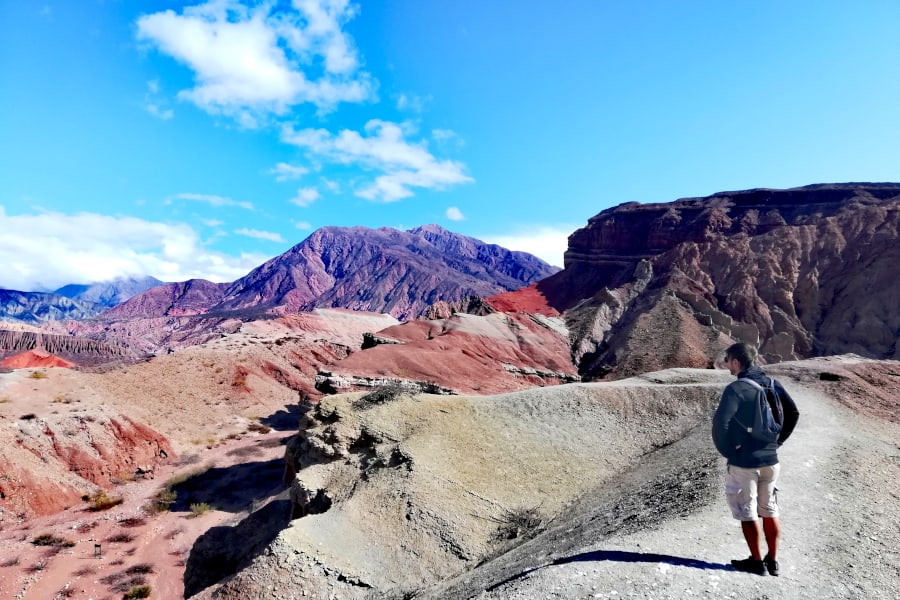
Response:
[[725, 342, 758, 371]]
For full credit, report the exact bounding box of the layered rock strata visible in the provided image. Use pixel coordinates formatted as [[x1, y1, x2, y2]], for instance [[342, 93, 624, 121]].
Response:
[[0, 408, 174, 517], [534, 183, 900, 377], [315, 311, 578, 395], [0, 329, 133, 365]]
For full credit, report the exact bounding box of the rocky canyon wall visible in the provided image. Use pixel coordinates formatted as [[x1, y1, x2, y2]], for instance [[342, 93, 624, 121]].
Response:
[[536, 184, 900, 377]]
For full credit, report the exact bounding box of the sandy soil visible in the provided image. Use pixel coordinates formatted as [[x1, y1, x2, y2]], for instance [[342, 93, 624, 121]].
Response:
[[423, 357, 900, 599], [0, 429, 292, 600], [2, 353, 896, 599], [0, 347, 298, 600]]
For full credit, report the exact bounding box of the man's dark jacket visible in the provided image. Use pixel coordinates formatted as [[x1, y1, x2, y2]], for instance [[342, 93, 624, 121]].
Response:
[[712, 366, 800, 468]]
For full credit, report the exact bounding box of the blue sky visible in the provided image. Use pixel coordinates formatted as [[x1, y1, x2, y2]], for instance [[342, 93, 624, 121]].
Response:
[[2, 1, 899, 292]]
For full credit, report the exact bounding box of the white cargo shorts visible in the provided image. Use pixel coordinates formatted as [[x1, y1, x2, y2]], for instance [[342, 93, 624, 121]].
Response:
[[725, 463, 780, 521]]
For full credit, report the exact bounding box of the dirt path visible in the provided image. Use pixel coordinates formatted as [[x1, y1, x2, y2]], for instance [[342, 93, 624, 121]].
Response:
[[423, 372, 900, 599]]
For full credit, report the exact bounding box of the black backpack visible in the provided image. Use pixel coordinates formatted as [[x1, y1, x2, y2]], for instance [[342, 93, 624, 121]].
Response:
[[733, 377, 784, 444]]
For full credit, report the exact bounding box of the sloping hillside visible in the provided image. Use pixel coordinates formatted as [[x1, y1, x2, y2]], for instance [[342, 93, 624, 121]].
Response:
[[191, 357, 900, 599]]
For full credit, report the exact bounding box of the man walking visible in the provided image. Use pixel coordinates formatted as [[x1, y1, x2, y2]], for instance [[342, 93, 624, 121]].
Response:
[[712, 342, 800, 576]]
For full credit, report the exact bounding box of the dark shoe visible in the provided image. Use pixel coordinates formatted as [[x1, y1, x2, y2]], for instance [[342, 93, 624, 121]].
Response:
[[764, 554, 780, 576], [731, 556, 766, 575]]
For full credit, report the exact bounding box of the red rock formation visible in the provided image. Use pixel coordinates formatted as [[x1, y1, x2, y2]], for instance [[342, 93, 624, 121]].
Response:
[[533, 183, 900, 378], [317, 311, 577, 395], [0, 349, 75, 368], [1, 411, 175, 518], [485, 283, 559, 316]]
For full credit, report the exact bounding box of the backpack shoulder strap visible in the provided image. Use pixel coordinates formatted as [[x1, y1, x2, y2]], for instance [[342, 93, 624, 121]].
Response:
[[736, 377, 765, 392]]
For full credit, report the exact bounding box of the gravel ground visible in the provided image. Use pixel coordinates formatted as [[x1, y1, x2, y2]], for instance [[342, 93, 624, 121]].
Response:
[[419, 370, 900, 599]]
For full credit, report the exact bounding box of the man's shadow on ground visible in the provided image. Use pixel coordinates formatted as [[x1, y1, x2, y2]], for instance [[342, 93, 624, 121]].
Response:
[[487, 549, 732, 592], [553, 549, 732, 571]]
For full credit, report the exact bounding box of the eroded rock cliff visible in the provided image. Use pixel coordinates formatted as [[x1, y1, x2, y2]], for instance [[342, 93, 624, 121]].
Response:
[[533, 183, 900, 377], [0, 329, 133, 365], [190, 369, 728, 599]]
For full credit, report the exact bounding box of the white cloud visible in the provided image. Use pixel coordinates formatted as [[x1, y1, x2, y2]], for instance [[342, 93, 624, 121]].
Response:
[[396, 93, 430, 113], [480, 225, 575, 268], [445, 206, 464, 221], [432, 129, 457, 142], [202, 218, 224, 227], [0, 207, 266, 291], [282, 119, 474, 201], [234, 228, 285, 242], [136, 0, 374, 125], [294, 220, 313, 230], [269, 162, 309, 181], [145, 103, 174, 120], [172, 192, 254, 210], [289, 187, 320, 207], [144, 79, 174, 120]]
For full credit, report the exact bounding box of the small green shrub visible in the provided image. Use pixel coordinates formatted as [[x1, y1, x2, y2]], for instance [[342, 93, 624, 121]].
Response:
[[123, 585, 151, 599], [146, 488, 177, 514], [29, 371, 48, 380], [188, 502, 211, 518]]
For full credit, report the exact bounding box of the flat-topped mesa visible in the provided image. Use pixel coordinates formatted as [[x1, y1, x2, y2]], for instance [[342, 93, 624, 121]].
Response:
[[564, 183, 900, 269], [535, 183, 900, 377]]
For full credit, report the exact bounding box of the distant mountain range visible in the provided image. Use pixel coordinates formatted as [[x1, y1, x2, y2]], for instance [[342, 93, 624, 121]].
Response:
[[0, 225, 558, 325], [0, 276, 164, 325], [6, 184, 898, 380], [0, 290, 104, 325], [55, 276, 164, 307]]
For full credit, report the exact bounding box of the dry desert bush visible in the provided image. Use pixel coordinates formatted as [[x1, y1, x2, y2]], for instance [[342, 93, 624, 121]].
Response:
[[246, 421, 271, 434], [106, 531, 135, 544], [358, 380, 407, 406], [492, 506, 544, 541], [88, 491, 124, 511], [32, 533, 76, 548]]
